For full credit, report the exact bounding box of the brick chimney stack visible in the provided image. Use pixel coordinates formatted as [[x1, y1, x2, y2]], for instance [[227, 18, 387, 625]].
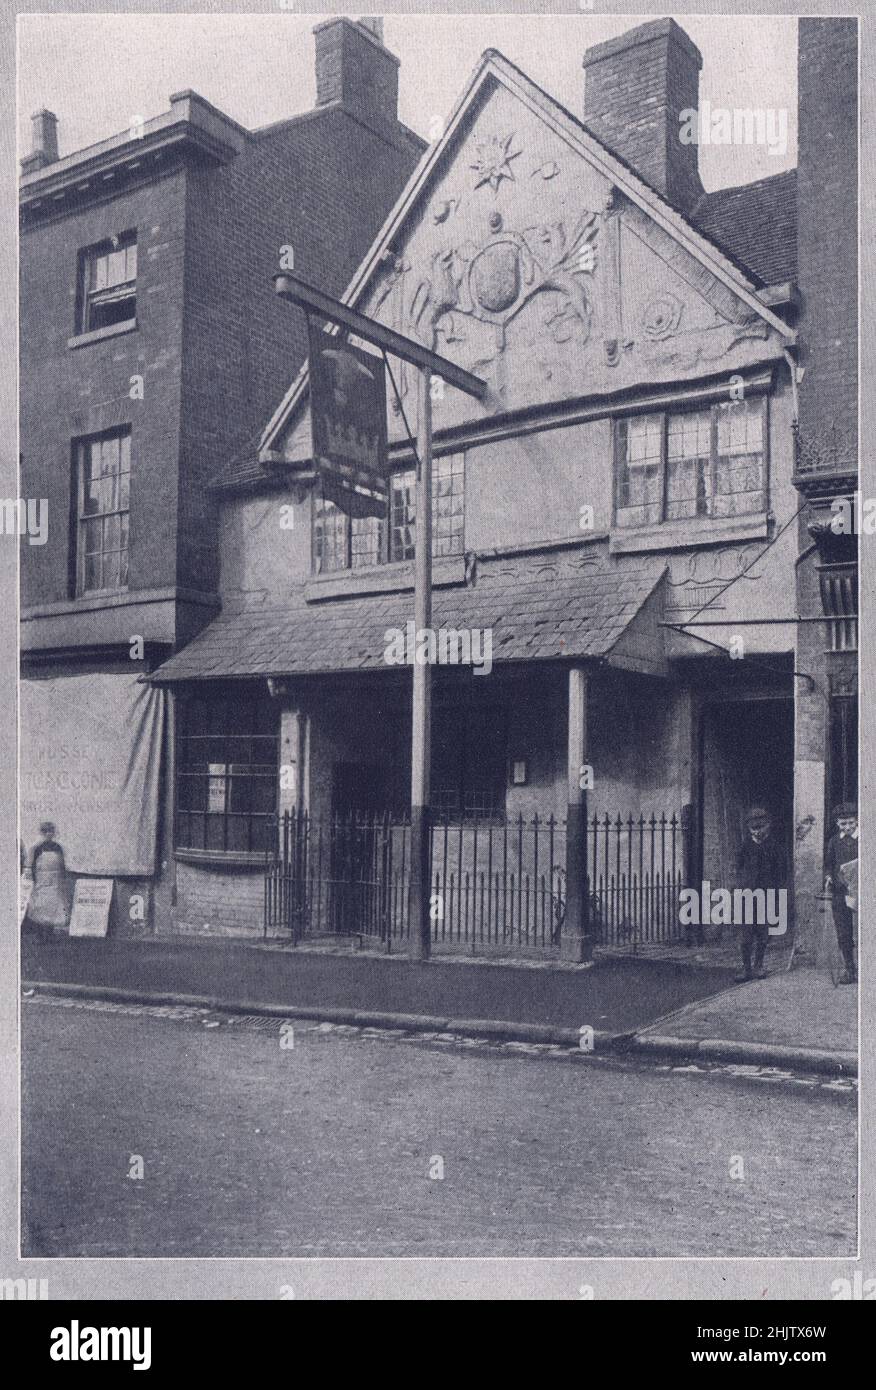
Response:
[[358, 17, 384, 44], [21, 109, 59, 175], [313, 16, 398, 135], [582, 18, 704, 213]]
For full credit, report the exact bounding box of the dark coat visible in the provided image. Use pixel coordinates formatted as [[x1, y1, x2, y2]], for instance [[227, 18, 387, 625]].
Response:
[[735, 832, 787, 891]]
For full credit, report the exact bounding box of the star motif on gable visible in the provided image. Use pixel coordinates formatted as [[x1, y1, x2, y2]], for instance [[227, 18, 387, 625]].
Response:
[[470, 133, 521, 193]]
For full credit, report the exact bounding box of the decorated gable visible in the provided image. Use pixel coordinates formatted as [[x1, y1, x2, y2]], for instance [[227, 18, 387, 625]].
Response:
[[327, 68, 789, 445]]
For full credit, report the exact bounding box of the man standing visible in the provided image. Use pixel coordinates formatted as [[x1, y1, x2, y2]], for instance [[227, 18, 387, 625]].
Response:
[[824, 802, 858, 984], [24, 821, 69, 942], [734, 806, 787, 982]]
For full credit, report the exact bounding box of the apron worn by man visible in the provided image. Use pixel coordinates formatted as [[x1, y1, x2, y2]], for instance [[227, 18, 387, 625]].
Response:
[[27, 837, 69, 933]]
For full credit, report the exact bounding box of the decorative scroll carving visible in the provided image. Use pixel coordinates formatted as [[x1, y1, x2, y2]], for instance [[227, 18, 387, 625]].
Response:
[[380, 206, 601, 402]]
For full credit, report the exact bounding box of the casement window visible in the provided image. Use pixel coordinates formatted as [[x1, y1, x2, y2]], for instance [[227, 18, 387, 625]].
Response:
[[614, 397, 767, 529], [78, 233, 137, 334], [431, 700, 508, 821], [390, 451, 465, 561], [313, 506, 382, 572], [175, 688, 279, 855], [74, 428, 131, 594], [313, 453, 465, 572]]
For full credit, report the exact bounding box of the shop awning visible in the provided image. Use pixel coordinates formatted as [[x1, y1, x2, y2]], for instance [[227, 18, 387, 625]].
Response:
[[148, 545, 669, 684]]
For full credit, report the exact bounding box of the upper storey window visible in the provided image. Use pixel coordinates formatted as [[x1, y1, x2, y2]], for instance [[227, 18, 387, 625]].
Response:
[[313, 453, 465, 573], [78, 232, 137, 334], [614, 397, 767, 530], [74, 428, 131, 595]]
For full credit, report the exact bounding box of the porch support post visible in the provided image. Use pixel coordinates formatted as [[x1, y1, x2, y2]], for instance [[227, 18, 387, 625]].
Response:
[[563, 665, 594, 963], [408, 367, 433, 961], [279, 708, 304, 816]]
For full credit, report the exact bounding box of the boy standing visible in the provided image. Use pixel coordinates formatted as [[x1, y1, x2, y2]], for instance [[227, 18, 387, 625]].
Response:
[[824, 802, 858, 984], [734, 806, 787, 982]]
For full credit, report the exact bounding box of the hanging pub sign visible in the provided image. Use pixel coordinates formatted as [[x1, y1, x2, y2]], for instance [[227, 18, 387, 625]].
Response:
[[307, 317, 389, 519]]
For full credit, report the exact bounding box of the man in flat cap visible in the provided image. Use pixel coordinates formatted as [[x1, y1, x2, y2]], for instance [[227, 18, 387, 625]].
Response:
[[734, 805, 787, 982], [824, 802, 858, 984]]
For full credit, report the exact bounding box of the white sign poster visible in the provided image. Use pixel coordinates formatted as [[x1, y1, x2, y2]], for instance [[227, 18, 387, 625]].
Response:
[[69, 878, 114, 938], [20, 674, 166, 876]]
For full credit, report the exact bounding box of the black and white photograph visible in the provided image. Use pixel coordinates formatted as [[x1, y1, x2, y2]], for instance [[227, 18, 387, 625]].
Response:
[[2, 0, 871, 1319]]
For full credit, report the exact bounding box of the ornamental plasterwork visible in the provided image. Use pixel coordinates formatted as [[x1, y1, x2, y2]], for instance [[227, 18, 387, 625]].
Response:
[[642, 291, 684, 341], [377, 203, 600, 404], [469, 132, 522, 193], [666, 543, 766, 587], [363, 123, 779, 421]]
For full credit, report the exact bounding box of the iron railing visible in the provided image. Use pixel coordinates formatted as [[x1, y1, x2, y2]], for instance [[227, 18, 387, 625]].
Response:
[[265, 809, 688, 952]]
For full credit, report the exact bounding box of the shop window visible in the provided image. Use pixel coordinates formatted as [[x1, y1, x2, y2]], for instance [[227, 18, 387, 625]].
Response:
[[175, 688, 279, 854], [74, 428, 131, 594], [615, 398, 766, 529], [78, 232, 137, 334]]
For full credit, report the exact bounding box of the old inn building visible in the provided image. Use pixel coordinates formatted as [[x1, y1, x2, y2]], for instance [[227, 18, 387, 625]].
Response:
[[146, 17, 857, 958]]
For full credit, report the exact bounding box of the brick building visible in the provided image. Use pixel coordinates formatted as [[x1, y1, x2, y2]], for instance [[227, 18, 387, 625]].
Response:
[[791, 17, 859, 948], [19, 18, 424, 931], [147, 17, 855, 957]]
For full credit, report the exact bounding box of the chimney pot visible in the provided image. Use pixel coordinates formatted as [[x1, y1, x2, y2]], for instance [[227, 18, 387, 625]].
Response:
[[21, 108, 59, 174]]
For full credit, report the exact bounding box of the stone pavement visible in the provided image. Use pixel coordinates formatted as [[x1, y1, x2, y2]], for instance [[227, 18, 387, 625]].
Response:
[[20, 933, 735, 1042], [631, 962, 858, 1074], [21, 927, 860, 1072]]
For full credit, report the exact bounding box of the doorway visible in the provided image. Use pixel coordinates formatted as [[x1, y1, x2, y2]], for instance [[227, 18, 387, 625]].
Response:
[[328, 761, 396, 936], [699, 697, 794, 891]]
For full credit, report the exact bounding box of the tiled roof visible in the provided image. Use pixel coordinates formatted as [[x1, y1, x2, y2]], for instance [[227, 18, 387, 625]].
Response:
[[211, 454, 286, 495], [691, 170, 798, 287], [148, 545, 667, 683]]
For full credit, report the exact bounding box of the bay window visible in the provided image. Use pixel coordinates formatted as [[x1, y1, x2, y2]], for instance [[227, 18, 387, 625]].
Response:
[[175, 687, 279, 855]]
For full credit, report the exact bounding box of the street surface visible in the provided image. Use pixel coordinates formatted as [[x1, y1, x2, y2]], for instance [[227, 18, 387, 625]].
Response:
[[22, 996, 856, 1259], [20, 935, 737, 1033]]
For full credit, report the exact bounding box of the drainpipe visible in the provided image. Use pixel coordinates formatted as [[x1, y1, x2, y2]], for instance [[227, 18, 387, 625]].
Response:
[[783, 347, 800, 424]]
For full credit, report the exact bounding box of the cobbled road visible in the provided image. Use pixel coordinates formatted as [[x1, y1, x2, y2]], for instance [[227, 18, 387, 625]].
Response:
[[21, 996, 856, 1259]]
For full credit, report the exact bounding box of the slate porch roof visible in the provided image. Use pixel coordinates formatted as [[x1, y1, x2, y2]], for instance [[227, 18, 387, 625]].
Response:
[[148, 545, 667, 683]]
